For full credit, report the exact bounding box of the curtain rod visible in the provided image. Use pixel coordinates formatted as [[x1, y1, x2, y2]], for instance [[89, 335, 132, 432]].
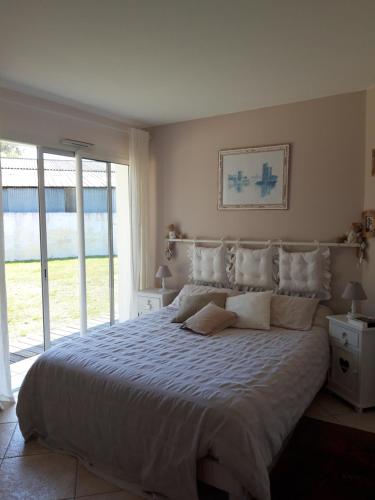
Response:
[[166, 238, 360, 248]]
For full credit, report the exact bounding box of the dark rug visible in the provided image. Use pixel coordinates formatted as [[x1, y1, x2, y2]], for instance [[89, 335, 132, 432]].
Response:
[[270, 416, 375, 500]]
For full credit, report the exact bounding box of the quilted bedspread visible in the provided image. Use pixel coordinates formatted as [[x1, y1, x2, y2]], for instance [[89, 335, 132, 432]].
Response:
[[17, 306, 329, 500]]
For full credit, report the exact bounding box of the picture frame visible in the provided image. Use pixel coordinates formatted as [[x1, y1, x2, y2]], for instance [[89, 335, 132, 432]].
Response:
[[218, 143, 290, 210], [362, 210, 375, 238]]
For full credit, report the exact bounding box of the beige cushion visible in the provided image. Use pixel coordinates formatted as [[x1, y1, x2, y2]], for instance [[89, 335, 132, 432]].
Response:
[[171, 284, 237, 307], [312, 304, 332, 329], [172, 292, 228, 323], [271, 294, 319, 331], [182, 302, 238, 335], [225, 291, 273, 330]]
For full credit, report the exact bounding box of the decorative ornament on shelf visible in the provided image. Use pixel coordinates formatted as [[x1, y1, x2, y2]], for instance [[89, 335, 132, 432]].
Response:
[[165, 224, 185, 260], [342, 281, 367, 319], [338, 221, 367, 264], [166, 224, 180, 240]]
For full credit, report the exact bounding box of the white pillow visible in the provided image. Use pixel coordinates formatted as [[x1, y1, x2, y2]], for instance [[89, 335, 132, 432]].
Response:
[[171, 284, 237, 307], [232, 246, 274, 289], [270, 294, 319, 331], [188, 245, 227, 285], [225, 291, 273, 330], [278, 248, 331, 299]]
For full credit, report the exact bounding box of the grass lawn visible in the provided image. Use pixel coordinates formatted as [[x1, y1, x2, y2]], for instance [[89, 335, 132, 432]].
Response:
[[5, 256, 116, 340]]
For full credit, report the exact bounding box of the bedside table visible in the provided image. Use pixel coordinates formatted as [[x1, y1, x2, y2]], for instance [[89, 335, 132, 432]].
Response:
[[137, 288, 178, 316], [327, 315, 375, 412]]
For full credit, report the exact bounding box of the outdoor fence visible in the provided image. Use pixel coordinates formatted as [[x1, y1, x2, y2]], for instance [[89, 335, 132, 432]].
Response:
[[4, 212, 117, 261]]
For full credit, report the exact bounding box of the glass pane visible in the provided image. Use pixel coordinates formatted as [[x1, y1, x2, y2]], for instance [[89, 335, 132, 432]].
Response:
[[0, 140, 43, 386], [44, 153, 80, 342], [82, 159, 110, 329], [111, 163, 118, 321]]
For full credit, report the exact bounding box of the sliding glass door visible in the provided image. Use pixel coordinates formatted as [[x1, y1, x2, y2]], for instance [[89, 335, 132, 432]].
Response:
[[42, 150, 80, 343], [82, 159, 111, 329], [0, 141, 45, 367], [1, 140, 127, 387]]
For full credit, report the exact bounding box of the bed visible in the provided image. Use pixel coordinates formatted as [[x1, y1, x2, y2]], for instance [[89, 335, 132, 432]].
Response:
[[17, 304, 330, 500]]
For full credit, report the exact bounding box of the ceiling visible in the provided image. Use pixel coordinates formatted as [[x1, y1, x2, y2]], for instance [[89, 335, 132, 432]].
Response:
[[0, 0, 374, 127]]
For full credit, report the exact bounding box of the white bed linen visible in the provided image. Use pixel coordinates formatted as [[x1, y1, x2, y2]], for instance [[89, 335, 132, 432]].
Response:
[[17, 306, 329, 500]]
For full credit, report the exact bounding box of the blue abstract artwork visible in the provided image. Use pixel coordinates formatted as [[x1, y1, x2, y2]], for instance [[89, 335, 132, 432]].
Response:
[[219, 144, 289, 209], [228, 162, 278, 197], [255, 162, 278, 197], [227, 170, 250, 192]]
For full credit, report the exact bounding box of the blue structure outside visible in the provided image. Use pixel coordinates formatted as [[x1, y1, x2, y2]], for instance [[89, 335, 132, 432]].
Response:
[[2, 187, 116, 213]]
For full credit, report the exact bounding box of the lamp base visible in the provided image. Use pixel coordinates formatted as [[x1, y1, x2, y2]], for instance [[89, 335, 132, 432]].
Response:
[[346, 312, 360, 320], [347, 300, 359, 320]]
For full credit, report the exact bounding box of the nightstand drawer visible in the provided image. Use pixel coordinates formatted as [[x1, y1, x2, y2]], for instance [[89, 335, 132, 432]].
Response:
[[329, 322, 359, 349], [330, 345, 359, 397], [138, 296, 161, 315]]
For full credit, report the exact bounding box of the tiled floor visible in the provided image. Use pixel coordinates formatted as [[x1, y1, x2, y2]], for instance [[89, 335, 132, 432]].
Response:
[[10, 355, 40, 391], [1, 389, 375, 500]]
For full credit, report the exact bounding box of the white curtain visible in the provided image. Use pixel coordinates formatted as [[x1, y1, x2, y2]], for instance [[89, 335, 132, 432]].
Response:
[[128, 128, 152, 318], [0, 160, 14, 407]]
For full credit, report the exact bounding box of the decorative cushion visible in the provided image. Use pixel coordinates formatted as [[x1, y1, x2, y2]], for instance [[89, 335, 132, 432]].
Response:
[[313, 304, 333, 329], [271, 294, 319, 331], [171, 284, 238, 307], [171, 292, 228, 323], [230, 246, 275, 289], [188, 244, 227, 285], [277, 248, 331, 299], [225, 291, 273, 330], [181, 302, 238, 336]]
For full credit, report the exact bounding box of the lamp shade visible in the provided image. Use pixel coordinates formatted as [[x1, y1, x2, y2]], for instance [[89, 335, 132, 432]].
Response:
[[155, 265, 172, 279], [342, 281, 367, 300]]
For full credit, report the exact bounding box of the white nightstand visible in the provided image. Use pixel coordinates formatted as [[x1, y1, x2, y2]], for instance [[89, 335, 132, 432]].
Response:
[[327, 315, 375, 412], [137, 288, 178, 316]]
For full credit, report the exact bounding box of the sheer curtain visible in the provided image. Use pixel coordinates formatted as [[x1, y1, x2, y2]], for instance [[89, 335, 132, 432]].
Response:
[[128, 128, 153, 318], [0, 161, 13, 407]]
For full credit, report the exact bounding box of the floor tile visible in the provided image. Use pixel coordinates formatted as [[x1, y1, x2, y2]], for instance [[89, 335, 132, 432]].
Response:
[[11, 374, 26, 391], [77, 491, 144, 500], [304, 397, 327, 418], [315, 390, 355, 416], [309, 413, 340, 425], [0, 423, 16, 459], [5, 425, 51, 458], [76, 464, 120, 497], [0, 401, 17, 424], [335, 408, 375, 434], [0, 453, 77, 500]]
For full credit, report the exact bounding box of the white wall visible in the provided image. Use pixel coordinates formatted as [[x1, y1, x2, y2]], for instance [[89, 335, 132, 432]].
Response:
[[0, 87, 129, 164], [362, 87, 375, 315], [4, 213, 117, 261]]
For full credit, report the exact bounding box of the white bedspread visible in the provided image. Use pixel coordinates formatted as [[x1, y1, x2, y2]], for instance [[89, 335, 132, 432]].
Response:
[[17, 305, 329, 500]]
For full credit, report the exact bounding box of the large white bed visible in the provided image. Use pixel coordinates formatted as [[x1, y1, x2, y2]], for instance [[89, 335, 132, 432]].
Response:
[[17, 303, 329, 500]]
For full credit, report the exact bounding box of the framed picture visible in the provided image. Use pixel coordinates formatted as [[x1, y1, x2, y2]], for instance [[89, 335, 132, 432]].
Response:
[[363, 210, 375, 238], [218, 143, 290, 210]]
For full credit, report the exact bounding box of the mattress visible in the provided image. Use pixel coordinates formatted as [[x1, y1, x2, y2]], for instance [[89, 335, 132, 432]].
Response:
[[17, 305, 329, 500]]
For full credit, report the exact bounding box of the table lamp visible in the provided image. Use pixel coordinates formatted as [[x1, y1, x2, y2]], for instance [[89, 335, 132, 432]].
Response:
[[342, 281, 367, 319], [155, 265, 172, 291]]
